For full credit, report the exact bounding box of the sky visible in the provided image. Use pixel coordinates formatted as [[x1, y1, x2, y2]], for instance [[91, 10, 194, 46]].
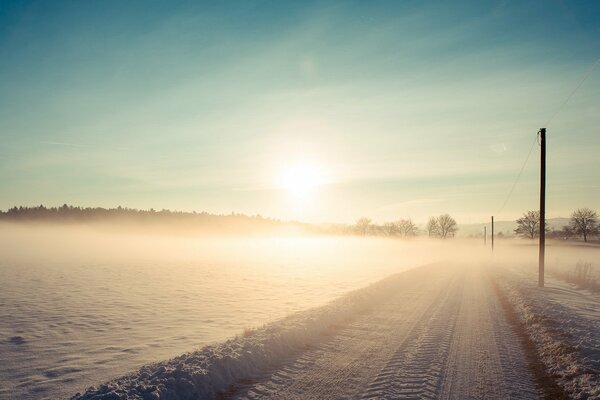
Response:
[[0, 0, 599, 224]]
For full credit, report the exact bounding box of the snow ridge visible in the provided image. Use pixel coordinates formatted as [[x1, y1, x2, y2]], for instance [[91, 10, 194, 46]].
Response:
[[495, 270, 600, 399], [71, 267, 422, 400]]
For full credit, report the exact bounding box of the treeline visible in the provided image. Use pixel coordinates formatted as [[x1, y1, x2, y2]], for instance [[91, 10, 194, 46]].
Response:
[[348, 213, 458, 239], [514, 208, 599, 242], [1, 204, 271, 223], [0, 205, 460, 239], [0, 204, 315, 234]]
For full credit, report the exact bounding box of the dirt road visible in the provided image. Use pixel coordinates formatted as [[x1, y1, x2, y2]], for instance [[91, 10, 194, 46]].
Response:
[[225, 264, 541, 399]]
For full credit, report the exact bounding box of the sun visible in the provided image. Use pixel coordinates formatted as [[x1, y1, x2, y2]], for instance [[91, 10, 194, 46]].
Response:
[[279, 163, 323, 198]]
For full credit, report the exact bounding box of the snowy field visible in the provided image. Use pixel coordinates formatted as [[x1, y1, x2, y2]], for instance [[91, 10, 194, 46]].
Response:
[[0, 224, 444, 400], [67, 240, 599, 400], [71, 262, 543, 400], [2, 224, 598, 400]]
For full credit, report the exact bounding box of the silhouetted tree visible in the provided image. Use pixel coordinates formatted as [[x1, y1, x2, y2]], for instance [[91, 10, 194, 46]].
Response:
[[437, 214, 457, 239], [426, 217, 439, 237], [514, 210, 541, 239], [570, 208, 599, 242], [396, 219, 418, 237]]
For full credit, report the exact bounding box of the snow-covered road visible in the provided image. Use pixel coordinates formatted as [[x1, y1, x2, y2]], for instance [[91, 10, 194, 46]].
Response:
[[224, 263, 541, 399], [73, 263, 546, 399]]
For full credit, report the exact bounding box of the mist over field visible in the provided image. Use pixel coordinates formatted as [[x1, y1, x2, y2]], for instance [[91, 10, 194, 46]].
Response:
[[1, 222, 598, 399], [0, 224, 444, 399], [2, 1, 600, 398]]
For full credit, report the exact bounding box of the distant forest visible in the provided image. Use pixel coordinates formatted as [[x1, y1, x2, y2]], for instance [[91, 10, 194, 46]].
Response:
[[0, 204, 318, 235], [6, 205, 593, 242], [0, 205, 445, 238]]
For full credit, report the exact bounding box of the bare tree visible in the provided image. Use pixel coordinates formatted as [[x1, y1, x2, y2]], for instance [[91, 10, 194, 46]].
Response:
[[355, 217, 372, 236], [437, 214, 458, 239], [570, 208, 599, 242], [396, 218, 418, 237], [426, 217, 439, 238], [514, 210, 541, 239], [382, 222, 398, 236]]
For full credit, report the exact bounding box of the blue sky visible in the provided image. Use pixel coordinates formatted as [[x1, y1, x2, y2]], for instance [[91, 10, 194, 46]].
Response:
[[0, 0, 599, 223]]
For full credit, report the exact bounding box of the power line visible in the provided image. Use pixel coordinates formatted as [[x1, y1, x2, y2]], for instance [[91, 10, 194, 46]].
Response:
[[498, 133, 538, 213], [497, 57, 600, 213], [545, 58, 600, 127]]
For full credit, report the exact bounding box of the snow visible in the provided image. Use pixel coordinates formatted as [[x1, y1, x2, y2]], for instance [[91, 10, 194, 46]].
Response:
[[494, 263, 600, 399], [72, 263, 541, 399], [3, 225, 597, 400], [71, 269, 400, 399], [0, 227, 444, 400]]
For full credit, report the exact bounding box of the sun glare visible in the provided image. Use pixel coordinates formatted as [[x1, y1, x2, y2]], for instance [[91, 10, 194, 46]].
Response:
[[280, 164, 323, 198]]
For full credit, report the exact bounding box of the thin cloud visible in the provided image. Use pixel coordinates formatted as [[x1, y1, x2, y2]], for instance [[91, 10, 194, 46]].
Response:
[[40, 141, 90, 148]]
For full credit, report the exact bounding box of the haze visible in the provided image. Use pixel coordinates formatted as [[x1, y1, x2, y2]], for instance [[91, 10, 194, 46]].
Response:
[[1, 1, 599, 223], [1, 2, 599, 399]]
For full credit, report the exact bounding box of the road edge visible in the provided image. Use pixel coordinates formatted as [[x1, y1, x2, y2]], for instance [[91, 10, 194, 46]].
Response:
[[490, 274, 570, 400]]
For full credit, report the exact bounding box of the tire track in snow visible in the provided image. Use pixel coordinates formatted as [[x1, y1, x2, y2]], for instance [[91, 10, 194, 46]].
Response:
[[226, 266, 456, 399], [228, 264, 541, 400], [485, 275, 542, 399], [224, 266, 453, 399], [438, 267, 540, 399], [360, 272, 463, 400]]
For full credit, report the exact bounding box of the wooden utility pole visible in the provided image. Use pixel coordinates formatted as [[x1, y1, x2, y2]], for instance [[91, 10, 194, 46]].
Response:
[[539, 128, 546, 287], [484, 226, 487, 246], [491, 216, 494, 252]]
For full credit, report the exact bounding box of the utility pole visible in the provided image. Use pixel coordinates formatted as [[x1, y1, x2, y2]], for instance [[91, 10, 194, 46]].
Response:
[[484, 226, 487, 246], [491, 216, 494, 252], [539, 128, 546, 287]]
